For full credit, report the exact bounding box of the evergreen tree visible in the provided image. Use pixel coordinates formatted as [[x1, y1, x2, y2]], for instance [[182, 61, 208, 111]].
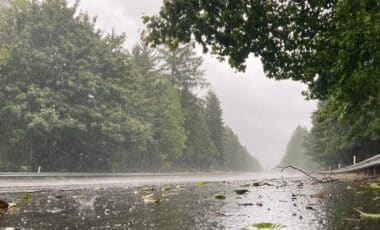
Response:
[[204, 90, 225, 168], [158, 44, 207, 91], [223, 126, 261, 172], [131, 43, 185, 170], [180, 91, 217, 171], [280, 126, 316, 170]]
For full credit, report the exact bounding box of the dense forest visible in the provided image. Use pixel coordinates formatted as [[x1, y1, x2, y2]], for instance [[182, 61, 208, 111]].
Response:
[[145, 0, 379, 169], [280, 126, 317, 170], [0, 0, 261, 172]]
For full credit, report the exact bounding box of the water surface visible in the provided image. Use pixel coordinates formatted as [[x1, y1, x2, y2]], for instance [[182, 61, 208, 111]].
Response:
[[0, 173, 379, 229]]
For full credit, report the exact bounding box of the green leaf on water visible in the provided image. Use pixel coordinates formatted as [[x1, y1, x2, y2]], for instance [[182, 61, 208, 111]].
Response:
[[234, 189, 249, 195], [244, 222, 283, 229], [368, 183, 380, 190], [20, 193, 32, 201], [213, 193, 226, 200], [196, 181, 206, 187], [353, 208, 380, 218]]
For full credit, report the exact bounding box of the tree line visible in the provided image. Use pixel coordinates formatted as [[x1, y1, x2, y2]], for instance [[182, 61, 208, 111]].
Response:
[[144, 0, 379, 168], [0, 0, 261, 172]]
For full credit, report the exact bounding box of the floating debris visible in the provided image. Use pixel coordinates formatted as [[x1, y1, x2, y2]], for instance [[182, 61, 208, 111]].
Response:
[[237, 203, 253, 206], [353, 208, 380, 218], [310, 192, 326, 199], [213, 193, 226, 200], [368, 183, 380, 190], [244, 222, 283, 229], [141, 193, 154, 200], [141, 187, 155, 192], [234, 189, 249, 195], [143, 198, 160, 205], [0, 199, 18, 212], [0, 199, 9, 210], [176, 185, 183, 189], [20, 193, 32, 201], [161, 186, 171, 191], [196, 181, 206, 187]]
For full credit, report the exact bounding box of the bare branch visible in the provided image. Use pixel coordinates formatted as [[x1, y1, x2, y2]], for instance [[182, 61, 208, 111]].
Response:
[[276, 165, 339, 183]]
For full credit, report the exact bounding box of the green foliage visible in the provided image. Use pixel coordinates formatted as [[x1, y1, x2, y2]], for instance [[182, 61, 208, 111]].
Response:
[[305, 98, 380, 168], [144, 0, 380, 167], [280, 126, 317, 170], [20, 193, 32, 201], [180, 90, 218, 170], [158, 43, 207, 90], [244, 222, 283, 230], [0, 0, 261, 172], [204, 90, 225, 168], [0, 0, 152, 171], [223, 126, 261, 172]]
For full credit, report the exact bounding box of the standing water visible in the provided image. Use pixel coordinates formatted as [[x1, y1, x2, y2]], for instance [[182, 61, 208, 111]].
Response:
[[0, 172, 379, 229]]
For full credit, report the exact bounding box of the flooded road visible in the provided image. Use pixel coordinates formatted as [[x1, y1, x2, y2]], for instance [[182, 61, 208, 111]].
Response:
[[0, 173, 379, 229]]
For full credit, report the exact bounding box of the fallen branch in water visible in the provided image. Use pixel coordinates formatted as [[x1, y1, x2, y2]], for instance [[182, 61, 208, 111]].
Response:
[[276, 165, 339, 183]]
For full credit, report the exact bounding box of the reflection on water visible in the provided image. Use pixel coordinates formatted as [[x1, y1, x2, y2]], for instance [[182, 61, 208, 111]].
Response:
[[0, 173, 379, 229]]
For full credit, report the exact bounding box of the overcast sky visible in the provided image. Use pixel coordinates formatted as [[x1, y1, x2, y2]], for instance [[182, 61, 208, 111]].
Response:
[[70, 0, 317, 169]]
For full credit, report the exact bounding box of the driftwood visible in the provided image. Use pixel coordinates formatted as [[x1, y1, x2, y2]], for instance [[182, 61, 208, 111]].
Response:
[[276, 165, 339, 183]]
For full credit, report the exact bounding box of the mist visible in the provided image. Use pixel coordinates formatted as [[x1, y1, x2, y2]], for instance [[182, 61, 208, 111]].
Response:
[[70, 0, 317, 169]]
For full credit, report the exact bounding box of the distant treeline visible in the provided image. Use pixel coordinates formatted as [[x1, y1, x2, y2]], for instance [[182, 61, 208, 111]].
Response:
[[280, 126, 318, 170], [0, 0, 261, 172]]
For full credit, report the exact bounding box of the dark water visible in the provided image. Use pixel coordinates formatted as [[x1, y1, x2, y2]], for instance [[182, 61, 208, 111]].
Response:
[[0, 173, 379, 229]]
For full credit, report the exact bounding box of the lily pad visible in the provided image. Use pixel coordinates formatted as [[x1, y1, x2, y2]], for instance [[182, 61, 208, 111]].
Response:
[[234, 189, 249, 195], [244, 222, 283, 229], [353, 208, 380, 218], [213, 193, 226, 200]]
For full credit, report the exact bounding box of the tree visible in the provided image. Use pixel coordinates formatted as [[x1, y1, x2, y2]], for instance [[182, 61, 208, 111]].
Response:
[[143, 0, 380, 166], [280, 126, 316, 170], [0, 0, 263, 173], [204, 90, 225, 168], [179, 91, 217, 171], [223, 126, 261, 172], [0, 0, 152, 171], [158, 43, 207, 91], [143, 0, 379, 103], [131, 43, 186, 170], [305, 99, 380, 168]]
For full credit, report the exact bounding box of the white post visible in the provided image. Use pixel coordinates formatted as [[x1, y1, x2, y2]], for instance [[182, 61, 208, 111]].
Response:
[[338, 163, 341, 169], [353, 155, 356, 165]]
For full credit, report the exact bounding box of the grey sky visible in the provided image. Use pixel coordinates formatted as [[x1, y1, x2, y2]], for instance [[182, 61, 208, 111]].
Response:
[[70, 0, 317, 169]]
